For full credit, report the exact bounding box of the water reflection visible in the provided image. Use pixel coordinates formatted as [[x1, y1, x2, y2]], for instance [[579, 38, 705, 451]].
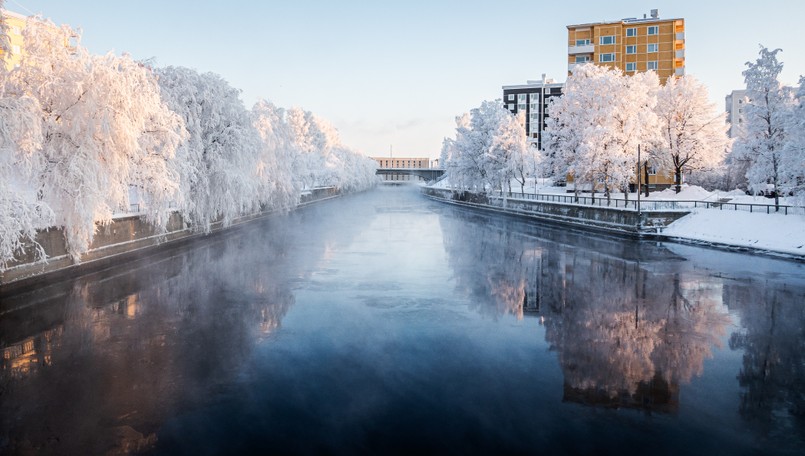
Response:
[[440, 210, 734, 411], [1, 188, 804, 454], [727, 283, 805, 441], [0, 196, 375, 455]]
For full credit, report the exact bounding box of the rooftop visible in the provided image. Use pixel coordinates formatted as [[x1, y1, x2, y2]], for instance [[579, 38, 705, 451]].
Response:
[[567, 10, 683, 29]]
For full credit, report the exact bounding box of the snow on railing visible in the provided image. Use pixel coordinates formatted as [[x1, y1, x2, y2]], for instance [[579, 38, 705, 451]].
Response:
[[490, 191, 802, 215]]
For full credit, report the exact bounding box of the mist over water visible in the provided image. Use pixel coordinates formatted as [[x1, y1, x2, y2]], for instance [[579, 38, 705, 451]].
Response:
[[1, 186, 804, 455]]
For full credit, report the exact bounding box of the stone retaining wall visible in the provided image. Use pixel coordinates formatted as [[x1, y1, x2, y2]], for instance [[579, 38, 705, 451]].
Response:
[[422, 187, 688, 236], [0, 187, 340, 288]]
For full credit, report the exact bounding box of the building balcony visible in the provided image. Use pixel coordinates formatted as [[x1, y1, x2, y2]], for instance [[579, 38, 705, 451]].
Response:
[[675, 66, 685, 76], [568, 44, 595, 55], [676, 49, 685, 59]]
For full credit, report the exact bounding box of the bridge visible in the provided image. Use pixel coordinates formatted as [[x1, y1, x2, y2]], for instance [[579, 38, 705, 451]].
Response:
[[376, 167, 444, 182]]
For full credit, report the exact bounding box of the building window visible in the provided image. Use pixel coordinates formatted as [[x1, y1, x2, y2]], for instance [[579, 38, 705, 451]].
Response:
[[625, 62, 636, 72], [647, 43, 659, 53], [626, 27, 637, 37], [576, 39, 591, 46], [508, 103, 515, 110], [518, 104, 526, 111], [599, 36, 616, 45], [647, 61, 658, 70], [575, 55, 591, 63], [648, 166, 657, 175], [507, 94, 514, 101], [647, 26, 659, 35], [626, 45, 636, 54], [529, 93, 539, 102], [530, 103, 538, 110], [599, 53, 615, 63]]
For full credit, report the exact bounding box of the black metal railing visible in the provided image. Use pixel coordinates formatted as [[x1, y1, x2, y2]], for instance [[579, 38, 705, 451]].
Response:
[[488, 191, 800, 215]]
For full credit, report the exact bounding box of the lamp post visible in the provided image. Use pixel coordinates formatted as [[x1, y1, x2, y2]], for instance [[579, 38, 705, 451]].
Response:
[[637, 144, 642, 221]]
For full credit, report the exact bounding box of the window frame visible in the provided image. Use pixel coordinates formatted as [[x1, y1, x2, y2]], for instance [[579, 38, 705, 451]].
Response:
[[647, 25, 659, 35], [599, 35, 616, 45], [599, 53, 616, 63]]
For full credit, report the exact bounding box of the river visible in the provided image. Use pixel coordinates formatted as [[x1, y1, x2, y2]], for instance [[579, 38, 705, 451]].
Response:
[[1, 185, 804, 455]]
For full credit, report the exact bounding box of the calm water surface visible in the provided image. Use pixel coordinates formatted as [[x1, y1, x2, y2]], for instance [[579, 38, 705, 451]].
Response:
[[1, 186, 804, 455]]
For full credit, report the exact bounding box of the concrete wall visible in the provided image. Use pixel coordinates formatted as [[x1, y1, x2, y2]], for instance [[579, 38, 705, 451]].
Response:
[[1, 187, 340, 288], [422, 187, 688, 235]]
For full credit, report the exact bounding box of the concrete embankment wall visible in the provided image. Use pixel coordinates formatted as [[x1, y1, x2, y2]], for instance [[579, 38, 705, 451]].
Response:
[[422, 187, 688, 236], [0, 187, 339, 289]]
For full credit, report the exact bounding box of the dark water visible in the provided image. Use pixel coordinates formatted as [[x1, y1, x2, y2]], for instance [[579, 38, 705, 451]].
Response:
[[1, 186, 804, 455]]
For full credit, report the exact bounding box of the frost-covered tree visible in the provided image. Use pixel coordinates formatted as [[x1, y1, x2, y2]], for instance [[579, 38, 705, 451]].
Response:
[[0, 95, 52, 268], [286, 107, 332, 189], [445, 113, 470, 189], [544, 88, 585, 200], [3, 19, 185, 259], [448, 100, 526, 192], [783, 77, 805, 200], [656, 75, 731, 193], [285, 107, 376, 191], [252, 99, 299, 210], [546, 64, 660, 203], [733, 46, 793, 210], [438, 136, 454, 171], [157, 66, 261, 232], [498, 112, 534, 193]]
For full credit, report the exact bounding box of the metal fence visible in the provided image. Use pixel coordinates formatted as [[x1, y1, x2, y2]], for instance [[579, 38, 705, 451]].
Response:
[[489, 191, 802, 215]]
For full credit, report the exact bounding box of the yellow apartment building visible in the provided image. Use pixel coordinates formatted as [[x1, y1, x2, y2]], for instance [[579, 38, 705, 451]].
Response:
[[567, 9, 685, 83], [1, 9, 28, 70]]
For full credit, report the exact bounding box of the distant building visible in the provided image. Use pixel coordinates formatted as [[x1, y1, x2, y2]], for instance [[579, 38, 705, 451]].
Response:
[[1, 9, 67, 71], [725, 89, 748, 138], [1, 9, 28, 70], [501, 75, 564, 150], [566, 9, 685, 82], [371, 156, 430, 181]]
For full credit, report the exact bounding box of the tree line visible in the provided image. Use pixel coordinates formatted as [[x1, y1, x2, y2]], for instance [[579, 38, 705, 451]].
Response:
[[440, 46, 804, 209], [0, 17, 378, 268]]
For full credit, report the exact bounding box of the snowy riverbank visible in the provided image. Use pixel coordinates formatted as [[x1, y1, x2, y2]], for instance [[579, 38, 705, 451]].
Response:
[[428, 178, 805, 259]]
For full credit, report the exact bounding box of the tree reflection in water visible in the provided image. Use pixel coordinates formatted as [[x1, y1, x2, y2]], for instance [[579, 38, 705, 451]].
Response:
[[727, 283, 805, 442], [0, 198, 371, 455], [441, 210, 732, 412]]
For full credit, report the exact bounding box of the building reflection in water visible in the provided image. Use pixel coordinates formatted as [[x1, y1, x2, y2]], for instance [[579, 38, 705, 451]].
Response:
[[441, 210, 735, 413]]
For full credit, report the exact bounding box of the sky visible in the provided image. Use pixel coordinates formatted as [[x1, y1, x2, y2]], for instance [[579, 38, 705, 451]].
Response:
[[6, 0, 805, 159]]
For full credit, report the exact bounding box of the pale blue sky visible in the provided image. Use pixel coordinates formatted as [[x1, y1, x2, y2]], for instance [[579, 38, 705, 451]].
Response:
[[7, 0, 805, 158]]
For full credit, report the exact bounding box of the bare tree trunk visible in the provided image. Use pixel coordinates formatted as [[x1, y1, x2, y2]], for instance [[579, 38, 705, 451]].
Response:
[[674, 164, 683, 194]]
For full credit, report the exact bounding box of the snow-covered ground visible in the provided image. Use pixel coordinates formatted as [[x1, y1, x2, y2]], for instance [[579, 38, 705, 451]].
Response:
[[662, 209, 805, 257], [429, 177, 805, 258]]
